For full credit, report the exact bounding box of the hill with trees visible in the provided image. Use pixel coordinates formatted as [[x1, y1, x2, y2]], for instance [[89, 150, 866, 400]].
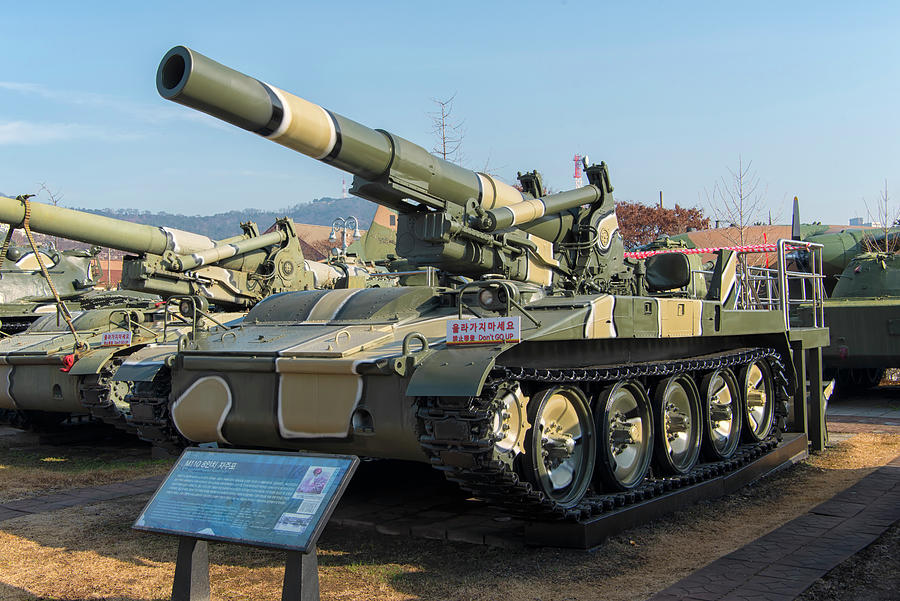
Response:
[[77, 196, 377, 240]]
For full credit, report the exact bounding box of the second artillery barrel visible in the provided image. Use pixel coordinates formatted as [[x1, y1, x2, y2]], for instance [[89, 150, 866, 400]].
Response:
[[0, 195, 220, 255]]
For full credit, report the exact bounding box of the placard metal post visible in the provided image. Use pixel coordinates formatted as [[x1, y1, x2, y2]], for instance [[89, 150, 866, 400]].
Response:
[[172, 537, 210, 601], [282, 546, 319, 601]]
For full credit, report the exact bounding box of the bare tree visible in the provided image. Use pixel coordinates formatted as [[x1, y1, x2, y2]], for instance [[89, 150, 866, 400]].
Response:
[[862, 179, 900, 253], [703, 156, 769, 246], [37, 182, 63, 248], [480, 152, 504, 178], [429, 94, 465, 165], [37, 182, 63, 207]]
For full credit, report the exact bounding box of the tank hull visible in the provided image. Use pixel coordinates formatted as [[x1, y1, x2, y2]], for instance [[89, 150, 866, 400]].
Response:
[[165, 286, 797, 453], [150, 284, 823, 519]]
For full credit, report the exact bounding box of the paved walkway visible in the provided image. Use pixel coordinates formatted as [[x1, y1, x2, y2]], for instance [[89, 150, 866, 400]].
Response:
[[647, 454, 900, 601], [827, 391, 900, 421], [0, 475, 163, 522], [825, 391, 900, 434]]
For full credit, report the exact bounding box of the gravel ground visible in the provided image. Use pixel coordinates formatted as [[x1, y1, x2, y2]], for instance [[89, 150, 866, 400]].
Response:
[[0, 433, 896, 601]]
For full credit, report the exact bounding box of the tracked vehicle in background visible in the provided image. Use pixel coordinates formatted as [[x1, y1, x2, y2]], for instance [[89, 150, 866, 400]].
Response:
[[791, 206, 900, 393], [812, 249, 900, 391], [0, 239, 101, 335], [154, 46, 828, 518], [0, 195, 370, 435]]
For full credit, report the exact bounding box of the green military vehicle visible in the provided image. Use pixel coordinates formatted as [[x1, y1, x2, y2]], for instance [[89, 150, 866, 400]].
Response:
[[151, 46, 829, 517], [0, 195, 370, 434], [794, 205, 900, 392], [0, 239, 101, 335], [815, 250, 899, 390]]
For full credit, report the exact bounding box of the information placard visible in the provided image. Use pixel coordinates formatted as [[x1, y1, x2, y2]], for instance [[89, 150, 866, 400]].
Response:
[[134, 448, 358, 553]]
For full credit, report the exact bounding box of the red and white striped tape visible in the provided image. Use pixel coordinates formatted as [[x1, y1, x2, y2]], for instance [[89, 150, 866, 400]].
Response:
[[624, 243, 780, 260]]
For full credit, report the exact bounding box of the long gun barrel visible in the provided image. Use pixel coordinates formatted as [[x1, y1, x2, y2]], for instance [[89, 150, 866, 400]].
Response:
[[158, 46, 535, 215], [479, 186, 602, 232], [0, 195, 220, 256], [171, 229, 287, 271]]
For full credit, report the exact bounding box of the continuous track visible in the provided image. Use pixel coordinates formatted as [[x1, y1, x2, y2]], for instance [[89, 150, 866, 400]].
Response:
[[79, 358, 137, 434], [124, 367, 185, 455], [418, 347, 790, 521]]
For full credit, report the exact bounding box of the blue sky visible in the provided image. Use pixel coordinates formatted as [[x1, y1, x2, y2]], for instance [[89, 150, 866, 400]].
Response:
[[1, 1, 898, 225]]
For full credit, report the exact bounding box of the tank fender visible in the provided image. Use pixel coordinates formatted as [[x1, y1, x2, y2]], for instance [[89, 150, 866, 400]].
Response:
[[406, 346, 498, 397], [69, 347, 122, 375], [113, 361, 166, 383], [112, 344, 174, 382]]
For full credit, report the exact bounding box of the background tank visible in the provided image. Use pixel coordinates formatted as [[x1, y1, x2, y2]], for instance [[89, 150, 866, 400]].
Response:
[[153, 46, 828, 518], [816, 251, 900, 390], [802, 226, 900, 294], [795, 204, 900, 393], [0, 239, 100, 334], [0, 195, 372, 434]]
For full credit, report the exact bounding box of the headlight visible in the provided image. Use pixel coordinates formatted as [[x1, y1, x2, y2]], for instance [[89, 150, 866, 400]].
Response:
[[178, 299, 195, 317], [478, 288, 497, 309]]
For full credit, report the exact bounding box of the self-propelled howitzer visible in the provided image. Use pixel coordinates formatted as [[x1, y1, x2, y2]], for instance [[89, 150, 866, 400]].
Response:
[[0, 195, 365, 308], [0, 195, 369, 434], [155, 46, 830, 519]]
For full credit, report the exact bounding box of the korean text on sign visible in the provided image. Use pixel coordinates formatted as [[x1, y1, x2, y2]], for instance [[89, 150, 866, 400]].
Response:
[[446, 316, 521, 345], [101, 331, 133, 346]]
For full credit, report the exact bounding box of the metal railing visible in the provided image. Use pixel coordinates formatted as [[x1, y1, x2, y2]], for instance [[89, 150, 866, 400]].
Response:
[[729, 239, 824, 329], [777, 239, 825, 329]]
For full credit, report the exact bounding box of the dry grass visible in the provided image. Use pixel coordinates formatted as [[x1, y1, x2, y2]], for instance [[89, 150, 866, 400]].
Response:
[[0, 444, 173, 503], [0, 433, 897, 601]]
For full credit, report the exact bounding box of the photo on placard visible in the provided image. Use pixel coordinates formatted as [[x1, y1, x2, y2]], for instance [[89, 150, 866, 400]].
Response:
[[292, 466, 336, 497], [296, 496, 323, 514], [273, 512, 312, 533]]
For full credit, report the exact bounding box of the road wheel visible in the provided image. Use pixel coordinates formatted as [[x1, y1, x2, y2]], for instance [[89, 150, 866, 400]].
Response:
[[594, 379, 654, 491], [740, 360, 775, 442], [652, 375, 701, 475], [700, 368, 742, 460], [521, 385, 596, 507]]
